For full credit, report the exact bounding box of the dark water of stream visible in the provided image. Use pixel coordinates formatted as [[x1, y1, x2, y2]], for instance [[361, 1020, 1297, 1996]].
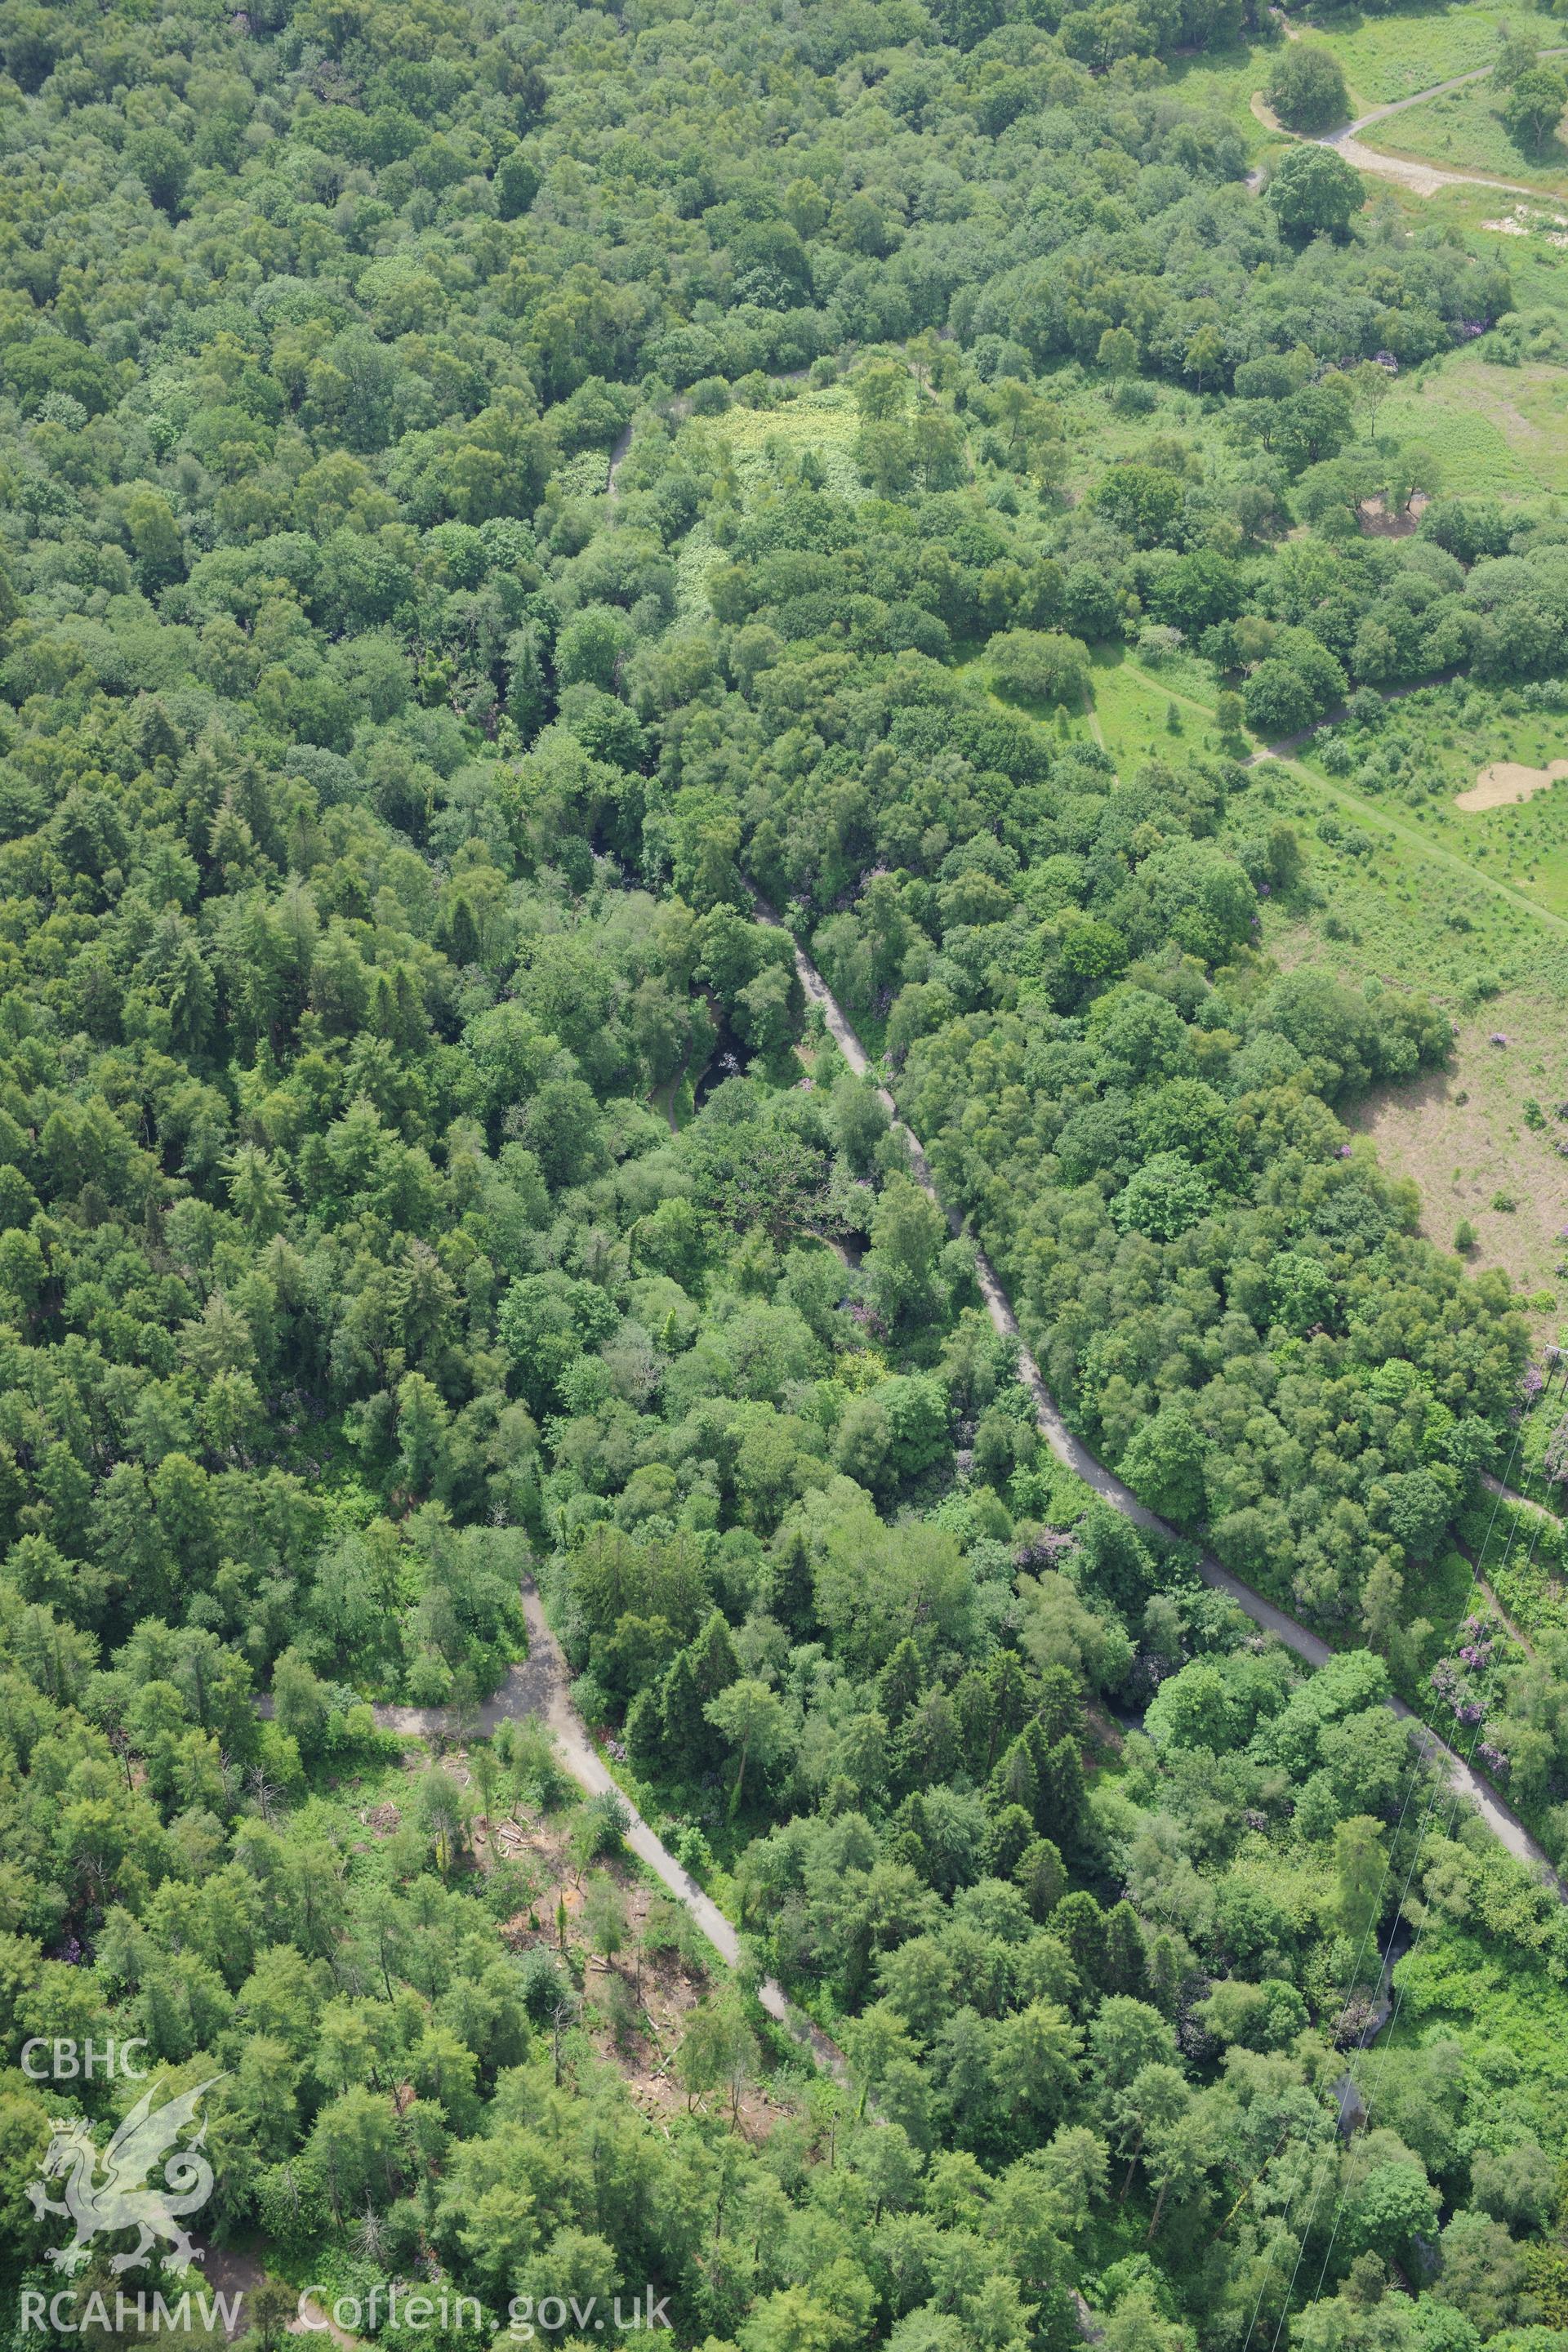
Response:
[[693, 1031, 747, 1111]]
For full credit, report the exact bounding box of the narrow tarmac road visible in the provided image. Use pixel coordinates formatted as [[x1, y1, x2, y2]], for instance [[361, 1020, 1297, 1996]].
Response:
[[766, 906, 1564, 1895]]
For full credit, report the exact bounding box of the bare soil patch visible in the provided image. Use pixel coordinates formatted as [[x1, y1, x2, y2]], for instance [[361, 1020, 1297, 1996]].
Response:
[[1457, 759, 1568, 812], [458, 1769, 782, 2136], [1357, 491, 1428, 537]]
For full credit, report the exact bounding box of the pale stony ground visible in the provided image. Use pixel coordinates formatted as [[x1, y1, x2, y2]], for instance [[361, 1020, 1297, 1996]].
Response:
[[1456, 760, 1568, 813]]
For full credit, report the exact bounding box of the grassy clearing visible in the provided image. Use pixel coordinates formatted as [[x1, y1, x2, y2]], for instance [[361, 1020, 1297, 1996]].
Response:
[[1088, 644, 1225, 768], [959, 637, 1222, 771], [1383, 1919, 1568, 2145], [709, 382, 863, 497], [1466, 193, 1568, 305], [673, 517, 720, 621], [1404, 168, 1568, 273], [1351, 175, 1568, 498], [1344, 1011, 1568, 1327], [953, 647, 1090, 742], [670, 387, 871, 621], [1269, 747, 1568, 947], [1156, 36, 1290, 147], [1045, 371, 1211, 499], [1162, 7, 1561, 127], [1507, 1396, 1568, 1516], [1376, 357, 1558, 495], [1306, 684, 1568, 921], [1405, 1540, 1488, 1653], [1367, 73, 1568, 190], [1461, 1482, 1568, 1635], [670, 388, 871, 620], [1303, 1, 1565, 109], [1250, 722, 1568, 1337]]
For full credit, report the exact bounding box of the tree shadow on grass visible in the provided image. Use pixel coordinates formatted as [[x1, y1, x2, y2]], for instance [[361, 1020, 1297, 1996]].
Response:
[[1508, 122, 1568, 178], [1296, 0, 1479, 36]]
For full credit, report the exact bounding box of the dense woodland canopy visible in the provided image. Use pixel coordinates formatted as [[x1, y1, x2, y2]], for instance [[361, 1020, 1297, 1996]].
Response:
[[2, 0, 1568, 2350]]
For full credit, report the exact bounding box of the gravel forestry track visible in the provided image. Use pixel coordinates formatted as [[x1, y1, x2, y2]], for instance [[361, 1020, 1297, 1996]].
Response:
[[340, 898, 1567, 2034], [761, 902, 1565, 1896], [1320, 51, 1568, 197]]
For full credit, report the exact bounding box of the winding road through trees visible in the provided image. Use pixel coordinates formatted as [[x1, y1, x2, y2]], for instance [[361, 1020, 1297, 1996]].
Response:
[[320, 933, 1563, 2252], [762, 907, 1565, 1896], [354, 918, 1565, 2029], [371, 1585, 849, 2074]]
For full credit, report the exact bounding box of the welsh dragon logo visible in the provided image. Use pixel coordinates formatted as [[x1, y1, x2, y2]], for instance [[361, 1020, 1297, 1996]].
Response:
[[27, 2078, 221, 2275]]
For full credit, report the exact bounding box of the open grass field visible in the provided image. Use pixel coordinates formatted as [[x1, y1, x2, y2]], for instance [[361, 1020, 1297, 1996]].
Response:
[[1369, 72, 1568, 191], [1371, 158, 1568, 284], [960, 637, 1225, 770], [1377, 351, 1568, 494], [1345, 1012, 1568, 1320], [672, 516, 720, 621], [1302, 2, 1566, 109], [1352, 174, 1568, 503], [1262, 758, 1568, 988], [1156, 35, 1291, 148], [1088, 644, 1226, 767], [1463, 186, 1568, 301]]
